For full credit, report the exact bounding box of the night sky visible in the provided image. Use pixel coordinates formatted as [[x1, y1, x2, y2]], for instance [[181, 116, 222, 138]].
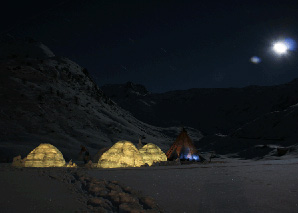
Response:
[[2, 0, 298, 92]]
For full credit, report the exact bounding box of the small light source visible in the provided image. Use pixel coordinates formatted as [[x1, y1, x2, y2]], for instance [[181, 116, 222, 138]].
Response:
[[250, 56, 261, 64], [273, 42, 288, 55]]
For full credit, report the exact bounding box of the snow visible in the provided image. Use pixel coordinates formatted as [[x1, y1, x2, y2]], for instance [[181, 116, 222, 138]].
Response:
[[0, 40, 203, 162], [101, 80, 298, 136], [1, 158, 297, 212], [290, 103, 298, 108], [89, 158, 298, 213], [0, 165, 89, 212], [231, 102, 298, 144], [139, 99, 151, 106], [215, 133, 228, 137]]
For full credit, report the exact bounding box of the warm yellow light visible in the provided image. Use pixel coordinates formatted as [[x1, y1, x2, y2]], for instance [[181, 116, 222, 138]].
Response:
[[97, 141, 145, 168], [139, 143, 167, 166], [24, 144, 66, 167], [66, 159, 77, 168]]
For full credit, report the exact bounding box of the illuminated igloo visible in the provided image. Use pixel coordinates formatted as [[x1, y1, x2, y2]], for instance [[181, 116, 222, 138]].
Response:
[[97, 141, 145, 168], [139, 143, 167, 166], [24, 143, 66, 167]]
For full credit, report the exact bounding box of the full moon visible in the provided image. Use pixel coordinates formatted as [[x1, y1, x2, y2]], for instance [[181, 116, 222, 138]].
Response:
[[273, 42, 288, 55]]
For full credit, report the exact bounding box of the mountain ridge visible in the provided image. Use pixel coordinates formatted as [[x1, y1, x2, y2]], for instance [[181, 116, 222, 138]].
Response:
[[101, 79, 298, 135], [0, 38, 203, 162]]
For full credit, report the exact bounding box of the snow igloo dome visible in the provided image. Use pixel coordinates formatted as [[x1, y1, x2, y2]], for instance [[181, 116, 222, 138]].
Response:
[[24, 143, 66, 167], [139, 143, 167, 166], [97, 141, 145, 168]]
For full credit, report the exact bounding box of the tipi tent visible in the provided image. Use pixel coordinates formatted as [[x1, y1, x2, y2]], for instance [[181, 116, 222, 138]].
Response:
[[97, 141, 145, 168], [139, 143, 167, 166], [166, 128, 200, 161], [24, 143, 66, 167]]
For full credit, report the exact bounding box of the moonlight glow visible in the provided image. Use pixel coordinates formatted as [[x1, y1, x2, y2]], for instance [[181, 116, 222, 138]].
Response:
[[284, 38, 297, 50], [273, 42, 288, 55], [272, 38, 297, 55]]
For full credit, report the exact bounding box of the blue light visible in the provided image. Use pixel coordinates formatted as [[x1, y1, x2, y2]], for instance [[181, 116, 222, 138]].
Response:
[[250, 56, 261, 64], [192, 155, 200, 161], [180, 153, 200, 161], [284, 38, 296, 51]]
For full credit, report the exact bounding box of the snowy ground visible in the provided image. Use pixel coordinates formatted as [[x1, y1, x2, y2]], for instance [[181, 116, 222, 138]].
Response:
[[0, 166, 89, 212], [89, 158, 298, 213], [0, 158, 297, 213]]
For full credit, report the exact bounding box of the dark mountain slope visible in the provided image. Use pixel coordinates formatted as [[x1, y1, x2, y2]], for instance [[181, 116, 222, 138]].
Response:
[[0, 37, 202, 162], [101, 80, 298, 135]]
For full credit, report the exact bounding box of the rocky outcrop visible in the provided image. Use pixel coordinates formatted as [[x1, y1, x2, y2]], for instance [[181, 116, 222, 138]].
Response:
[[71, 170, 164, 212], [16, 166, 164, 212]]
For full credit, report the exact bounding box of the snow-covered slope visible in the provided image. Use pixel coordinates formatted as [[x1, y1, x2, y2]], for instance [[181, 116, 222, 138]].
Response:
[[231, 103, 298, 144], [0, 38, 202, 162], [195, 103, 298, 159], [101, 80, 298, 135], [102, 82, 150, 98]]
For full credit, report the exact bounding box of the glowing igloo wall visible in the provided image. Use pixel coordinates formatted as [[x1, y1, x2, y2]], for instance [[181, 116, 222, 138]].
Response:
[[24, 143, 66, 167], [139, 143, 167, 166], [97, 141, 145, 168]]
